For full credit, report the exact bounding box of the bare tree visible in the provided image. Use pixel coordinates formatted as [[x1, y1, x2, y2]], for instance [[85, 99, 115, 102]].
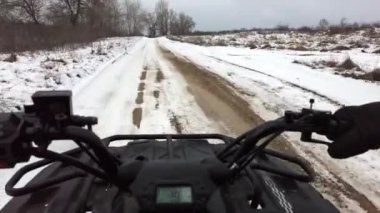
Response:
[[340, 18, 347, 28], [125, 0, 144, 35], [141, 12, 156, 37], [11, 0, 43, 24], [318, 19, 329, 31], [168, 9, 177, 35], [65, 0, 84, 26], [46, 0, 84, 26], [0, 0, 11, 22], [155, 0, 169, 35], [176, 12, 195, 35]]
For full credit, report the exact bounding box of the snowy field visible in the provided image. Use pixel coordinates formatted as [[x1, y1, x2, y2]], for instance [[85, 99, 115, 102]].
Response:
[[0, 37, 141, 112], [160, 36, 380, 211], [170, 28, 380, 53], [170, 29, 380, 81]]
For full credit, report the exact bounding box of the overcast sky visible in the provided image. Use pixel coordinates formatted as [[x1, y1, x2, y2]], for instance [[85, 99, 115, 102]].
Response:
[[140, 0, 380, 31]]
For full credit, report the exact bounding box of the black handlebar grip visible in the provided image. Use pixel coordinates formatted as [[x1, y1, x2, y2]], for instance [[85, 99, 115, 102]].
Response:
[[71, 115, 98, 127], [0, 113, 31, 168]]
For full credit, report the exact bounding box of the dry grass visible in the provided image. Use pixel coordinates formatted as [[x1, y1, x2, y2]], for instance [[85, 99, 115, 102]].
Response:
[[331, 45, 351, 51], [363, 69, 380, 81], [3, 53, 17, 62], [214, 39, 228, 46], [321, 60, 338, 68], [246, 41, 257, 49], [0, 22, 125, 53], [290, 45, 309, 51]]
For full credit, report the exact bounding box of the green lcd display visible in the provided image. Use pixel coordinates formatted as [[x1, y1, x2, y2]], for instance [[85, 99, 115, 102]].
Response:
[[156, 186, 192, 204]]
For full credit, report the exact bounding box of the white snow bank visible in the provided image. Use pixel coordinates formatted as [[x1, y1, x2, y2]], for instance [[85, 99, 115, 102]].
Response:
[[0, 37, 141, 112], [0, 37, 142, 210]]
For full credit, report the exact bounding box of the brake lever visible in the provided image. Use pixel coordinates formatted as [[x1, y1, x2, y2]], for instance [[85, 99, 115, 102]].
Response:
[[300, 132, 331, 145]]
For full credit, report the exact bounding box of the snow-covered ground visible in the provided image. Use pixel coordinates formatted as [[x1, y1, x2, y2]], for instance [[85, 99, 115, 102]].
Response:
[[0, 37, 144, 209], [0, 38, 224, 210], [170, 28, 380, 53], [171, 29, 380, 82], [0, 37, 141, 112], [1, 34, 379, 212], [159, 37, 380, 210]]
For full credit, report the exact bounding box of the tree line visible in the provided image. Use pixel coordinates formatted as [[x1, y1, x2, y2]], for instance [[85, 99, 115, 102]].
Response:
[[123, 0, 195, 36], [191, 18, 380, 36], [0, 0, 196, 52]]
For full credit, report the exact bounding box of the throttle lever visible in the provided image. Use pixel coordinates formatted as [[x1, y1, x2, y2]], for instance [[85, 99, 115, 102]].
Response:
[[300, 132, 331, 145]]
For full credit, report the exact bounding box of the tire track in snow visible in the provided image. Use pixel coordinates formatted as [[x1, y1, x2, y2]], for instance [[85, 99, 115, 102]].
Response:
[[132, 66, 148, 129], [132, 55, 184, 134], [204, 55, 343, 107]]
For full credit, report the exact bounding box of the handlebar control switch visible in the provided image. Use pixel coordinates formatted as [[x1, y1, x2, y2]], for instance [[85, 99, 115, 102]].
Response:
[[31, 90, 73, 127], [0, 113, 30, 168]]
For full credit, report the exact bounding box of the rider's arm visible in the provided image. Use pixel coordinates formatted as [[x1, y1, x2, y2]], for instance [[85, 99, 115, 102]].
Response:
[[327, 102, 380, 158]]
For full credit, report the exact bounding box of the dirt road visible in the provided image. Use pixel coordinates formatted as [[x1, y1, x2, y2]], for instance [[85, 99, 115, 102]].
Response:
[[154, 41, 378, 213]]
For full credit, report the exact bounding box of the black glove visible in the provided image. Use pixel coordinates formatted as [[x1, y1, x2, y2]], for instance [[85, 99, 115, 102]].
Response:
[[327, 102, 380, 158]]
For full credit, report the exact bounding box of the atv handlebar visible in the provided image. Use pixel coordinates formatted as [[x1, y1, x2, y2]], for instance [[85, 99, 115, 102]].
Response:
[[0, 91, 353, 197], [223, 108, 351, 172]]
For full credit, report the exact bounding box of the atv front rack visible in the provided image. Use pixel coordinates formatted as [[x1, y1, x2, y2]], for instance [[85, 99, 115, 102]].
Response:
[[102, 134, 234, 146]]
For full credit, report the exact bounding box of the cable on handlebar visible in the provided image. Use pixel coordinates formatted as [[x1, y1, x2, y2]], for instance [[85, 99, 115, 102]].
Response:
[[217, 132, 248, 160], [61, 126, 119, 175], [217, 119, 283, 161], [6, 161, 85, 196], [5, 148, 86, 196], [250, 149, 315, 182], [236, 131, 282, 170], [29, 147, 109, 180], [73, 140, 102, 167], [231, 119, 288, 167]]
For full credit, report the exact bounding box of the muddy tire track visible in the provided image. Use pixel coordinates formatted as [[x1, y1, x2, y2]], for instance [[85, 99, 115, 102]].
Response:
[[153, 90, 160, 98], [160, 46, 294, 153], [135, 92, 144, 104], [140, 71, 147, 80], [132, 69, 148, 128], [169, 111, 183, 133], [156, 69, 164, 83], [138, 82, 145, 91], [132, 59, 170, 129], [132, 107, 142, 128]]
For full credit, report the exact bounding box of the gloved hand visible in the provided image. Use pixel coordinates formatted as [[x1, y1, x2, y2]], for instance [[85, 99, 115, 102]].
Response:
[[327, 102, 380, 158]]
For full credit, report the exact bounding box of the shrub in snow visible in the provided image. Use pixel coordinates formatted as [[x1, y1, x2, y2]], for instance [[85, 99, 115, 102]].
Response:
[[373, 69, 380, 81], [41, 61, 56, 70], [214, 39, 227, 46], [331, 45, 351, 51], [290, 46, 308, 51], [321, 60, 338, 68], [3, 53, 17, 62], [96, 46, 107, 55], [338, 57, 361, 70], [261, 44, 272, 49], [373, 49, 380, 54], [367, 69, 380, 81], [247, 41, 257, 49]]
